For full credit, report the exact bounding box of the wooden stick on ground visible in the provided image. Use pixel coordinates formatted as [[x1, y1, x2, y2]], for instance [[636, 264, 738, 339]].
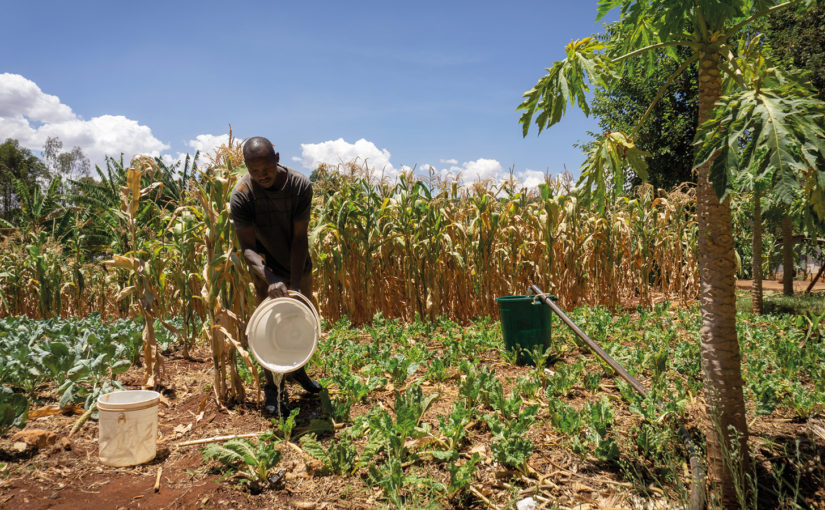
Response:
[[470, 486, 499, 510], [153, 467, 162, 492], [177, 432, 267, 447], [69, 404, 96, 437]]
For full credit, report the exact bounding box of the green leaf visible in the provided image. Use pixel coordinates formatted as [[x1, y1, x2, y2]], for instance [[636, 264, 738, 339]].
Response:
[[695, 87, 825, 206], [219, 438, 259, 467], [202, 441, 245, 466], [299, 433, 330, 464], [0, 386, 29, 435], [431, 449, 458, 461], [578, 131, 650, 209], [67, 363, 90, 382], [59, 382, 75, 408], [111, 359, 131, 375], [274, 407, 300, 442], [447, 453, 480, 496], [518, 37, 615, 136]]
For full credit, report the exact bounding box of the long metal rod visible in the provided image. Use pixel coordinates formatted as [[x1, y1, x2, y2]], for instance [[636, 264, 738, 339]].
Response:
[[529, 284, 706, 510], [529, 284, 649, 396]]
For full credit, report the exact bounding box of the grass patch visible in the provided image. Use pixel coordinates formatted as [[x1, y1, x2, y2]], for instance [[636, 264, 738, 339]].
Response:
[[736, 289, 825, 316], [763, 292, 825, 316]]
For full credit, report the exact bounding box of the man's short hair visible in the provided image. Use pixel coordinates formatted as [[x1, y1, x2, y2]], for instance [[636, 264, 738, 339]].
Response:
[[243, 137, 276, 161]]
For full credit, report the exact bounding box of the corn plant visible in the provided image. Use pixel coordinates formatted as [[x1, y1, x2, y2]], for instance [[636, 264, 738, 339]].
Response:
[[163, 208, 204, 358], [310, 167, 699, 323], [190, 135, 259, 406], [104, 157, 167, 388]]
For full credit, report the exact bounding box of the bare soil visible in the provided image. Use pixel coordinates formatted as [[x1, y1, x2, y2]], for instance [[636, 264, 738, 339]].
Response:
[[735, 277, 825, 292], [1, 339, 823, 509]]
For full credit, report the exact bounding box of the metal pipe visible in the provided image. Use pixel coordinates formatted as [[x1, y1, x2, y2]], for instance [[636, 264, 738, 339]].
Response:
[[528, 284, 706, 510], [529, 284, 648, 396]]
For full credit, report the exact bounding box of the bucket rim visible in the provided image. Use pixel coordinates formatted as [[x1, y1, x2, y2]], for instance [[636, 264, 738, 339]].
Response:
[[246, 295, 320, 374], [495, 294, 535, 303], [97, 390, 161, 411]]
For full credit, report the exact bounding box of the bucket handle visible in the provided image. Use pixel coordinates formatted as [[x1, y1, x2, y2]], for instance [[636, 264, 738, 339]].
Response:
[[287, 290, 322, 333]]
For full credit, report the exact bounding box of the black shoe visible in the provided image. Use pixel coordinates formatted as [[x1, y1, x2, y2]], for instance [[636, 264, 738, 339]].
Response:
[[287, 367, 323, 394], [263, 383, 291, 416]]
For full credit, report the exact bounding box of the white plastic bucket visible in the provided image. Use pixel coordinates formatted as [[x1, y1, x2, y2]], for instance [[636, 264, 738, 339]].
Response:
[[98, 390, 160, 467], [246, 291, 321, 374]]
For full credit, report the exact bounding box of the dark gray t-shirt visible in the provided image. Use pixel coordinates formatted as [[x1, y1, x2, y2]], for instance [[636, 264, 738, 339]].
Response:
[[229, 165, 313, 277]]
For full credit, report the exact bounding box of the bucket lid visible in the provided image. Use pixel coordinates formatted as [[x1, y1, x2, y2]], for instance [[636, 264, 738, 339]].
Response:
[[97, 390, 160, 411], [246, 294, 320, 374]]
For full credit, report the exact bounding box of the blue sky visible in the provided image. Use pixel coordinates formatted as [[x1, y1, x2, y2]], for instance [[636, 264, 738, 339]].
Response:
[[0, 1, 616, 184]]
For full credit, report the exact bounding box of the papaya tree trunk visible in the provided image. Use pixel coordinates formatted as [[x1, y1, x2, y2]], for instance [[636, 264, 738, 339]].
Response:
[[782, 213, 794, 296], [752, 190, 763, 315], [696, 51, 750, 508]]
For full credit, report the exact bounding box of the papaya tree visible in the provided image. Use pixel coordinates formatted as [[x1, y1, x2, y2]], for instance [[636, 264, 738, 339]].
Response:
[[719, 34, 817, 313], [518, 1, 825, 507]]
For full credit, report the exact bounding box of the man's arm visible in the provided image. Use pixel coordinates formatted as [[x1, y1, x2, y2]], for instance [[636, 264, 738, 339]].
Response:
[[235, 225, 288, 297], [290, 218, 310, 293]]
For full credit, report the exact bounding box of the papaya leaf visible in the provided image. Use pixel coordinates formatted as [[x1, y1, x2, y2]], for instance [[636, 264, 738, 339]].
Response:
[[518, 37, 616, 136], [578, 131, 650, 211], [695, 87, 825, 207]]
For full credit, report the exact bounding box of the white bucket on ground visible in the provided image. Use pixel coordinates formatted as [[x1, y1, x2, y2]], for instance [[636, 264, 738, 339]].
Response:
[[246, 291, 321, 374], [98, 390, 160, 467]]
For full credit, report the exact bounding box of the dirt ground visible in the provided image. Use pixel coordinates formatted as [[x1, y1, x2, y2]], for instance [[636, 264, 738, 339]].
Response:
[[1, 335, 823, 509], [1, 348, 643, 510], [735, 277, 825, 292]]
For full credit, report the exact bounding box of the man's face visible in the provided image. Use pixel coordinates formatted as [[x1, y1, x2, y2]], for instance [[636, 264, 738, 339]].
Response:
[[245, 154, 280, 189]]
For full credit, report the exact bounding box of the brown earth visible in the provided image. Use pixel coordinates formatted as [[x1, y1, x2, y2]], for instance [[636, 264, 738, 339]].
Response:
[[0, 345, 673, 510], [735, 277, 825, 292], [1, 334, 823, 509]]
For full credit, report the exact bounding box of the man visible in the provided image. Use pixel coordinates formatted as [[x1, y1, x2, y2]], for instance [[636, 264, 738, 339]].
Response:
[[230, 136, 322, 415]]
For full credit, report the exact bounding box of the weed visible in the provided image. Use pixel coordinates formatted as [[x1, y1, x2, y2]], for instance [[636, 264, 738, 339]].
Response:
[[201, 434, 282, 491], [425, 356, 450, 383], [447, 453, 480, 498], [272, 408, 300, 442]]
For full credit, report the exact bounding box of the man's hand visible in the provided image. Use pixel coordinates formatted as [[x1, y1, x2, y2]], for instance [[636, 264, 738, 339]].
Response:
[[267, 281, 289, 298]]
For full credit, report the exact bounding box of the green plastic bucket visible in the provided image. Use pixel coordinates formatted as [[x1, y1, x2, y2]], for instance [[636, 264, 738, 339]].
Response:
[[495, 295, 552, 365]]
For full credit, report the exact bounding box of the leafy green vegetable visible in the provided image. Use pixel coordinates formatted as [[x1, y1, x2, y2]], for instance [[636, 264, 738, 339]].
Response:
[[0, 386, 28, 436], [202, 435, 282, 490]]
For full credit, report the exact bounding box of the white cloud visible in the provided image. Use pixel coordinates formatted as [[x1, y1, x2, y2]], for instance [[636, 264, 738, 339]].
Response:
[[0, 73, 550, 190], [294, 146, 526, 188], [430, 158, 504, 183], [157, 133, 233, 170], [160, 152, 191, 169], [0, 73, 169, 170], [518, 169, 547, 189], [188, 133, 230, 155], [461, 158, 504, 182], [0, 73, 74, 123], [424, 160, 547, 190], [294, 138, 397, 180]]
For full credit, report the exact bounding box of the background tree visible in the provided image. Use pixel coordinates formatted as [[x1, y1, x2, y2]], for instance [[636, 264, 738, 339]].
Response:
[[0, 139, 48, 222], [66, 157, 130, 256], [43, 137, 90, 185], [767, 0, 825, 100], [769, 0, 825, 295], [589, 26, 698, 191]]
